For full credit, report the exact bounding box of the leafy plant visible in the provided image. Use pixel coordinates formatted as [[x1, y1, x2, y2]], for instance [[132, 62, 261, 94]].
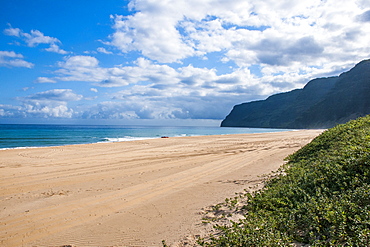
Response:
[[200, 115, 370, 246]]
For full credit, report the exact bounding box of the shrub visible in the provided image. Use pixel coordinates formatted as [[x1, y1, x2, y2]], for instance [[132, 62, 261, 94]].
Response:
[[200, 115, 370, 246]]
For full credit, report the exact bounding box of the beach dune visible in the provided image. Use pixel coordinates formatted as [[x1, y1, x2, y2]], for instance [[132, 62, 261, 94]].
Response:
[[0, 130, 322, 247]]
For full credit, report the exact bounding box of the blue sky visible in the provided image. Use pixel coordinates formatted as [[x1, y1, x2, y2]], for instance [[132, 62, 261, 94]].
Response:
[[1, 0, 370, 126]]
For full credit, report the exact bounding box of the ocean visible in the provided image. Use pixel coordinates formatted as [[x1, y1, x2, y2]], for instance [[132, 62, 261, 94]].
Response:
[[0, 124, 291, 150]]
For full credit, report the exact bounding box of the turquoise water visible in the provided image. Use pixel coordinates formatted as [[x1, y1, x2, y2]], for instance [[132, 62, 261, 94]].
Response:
[[0, 124, 291, 149]]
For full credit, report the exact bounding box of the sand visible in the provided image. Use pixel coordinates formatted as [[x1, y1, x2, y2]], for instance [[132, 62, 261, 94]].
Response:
[[0, 129, 323, 247]]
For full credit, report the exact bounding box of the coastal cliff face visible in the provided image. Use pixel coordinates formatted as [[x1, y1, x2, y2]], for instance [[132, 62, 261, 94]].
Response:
[[221, 59, 370, 129]]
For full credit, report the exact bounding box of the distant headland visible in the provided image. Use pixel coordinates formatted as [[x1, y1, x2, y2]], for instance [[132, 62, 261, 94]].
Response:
[[221, 59, 370, 129]]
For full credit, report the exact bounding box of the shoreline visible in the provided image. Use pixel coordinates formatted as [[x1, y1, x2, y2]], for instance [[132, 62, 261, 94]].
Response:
[[0, 129, 323, 247], [0, 124, 298, 150], [0, 129, 315, 151]]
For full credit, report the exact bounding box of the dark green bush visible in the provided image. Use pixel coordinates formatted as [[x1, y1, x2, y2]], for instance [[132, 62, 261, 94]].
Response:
[[200, 115, 370, 246]]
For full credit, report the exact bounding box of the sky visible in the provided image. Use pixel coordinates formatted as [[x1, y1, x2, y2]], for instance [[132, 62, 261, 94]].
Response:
[[1, 0, 370, 126]]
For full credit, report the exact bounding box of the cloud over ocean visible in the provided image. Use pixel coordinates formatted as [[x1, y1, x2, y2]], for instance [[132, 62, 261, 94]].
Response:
[[1, 0, 370, 125]]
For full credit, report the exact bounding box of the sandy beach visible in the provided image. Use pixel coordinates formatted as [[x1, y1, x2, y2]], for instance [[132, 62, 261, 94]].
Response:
[[0, 130, 323, 247]]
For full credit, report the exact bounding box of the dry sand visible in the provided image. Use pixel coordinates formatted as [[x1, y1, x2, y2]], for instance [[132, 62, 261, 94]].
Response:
[[0, 129, 323, 247]]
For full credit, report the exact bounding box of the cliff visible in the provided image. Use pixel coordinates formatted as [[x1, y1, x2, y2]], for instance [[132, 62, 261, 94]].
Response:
[[221, 59, 370, 129]]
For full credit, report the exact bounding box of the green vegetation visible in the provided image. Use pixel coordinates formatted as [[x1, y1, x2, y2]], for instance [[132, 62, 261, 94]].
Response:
[[200, 115, 370, 246]]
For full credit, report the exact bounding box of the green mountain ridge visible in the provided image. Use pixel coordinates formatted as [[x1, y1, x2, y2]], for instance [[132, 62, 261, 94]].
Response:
[[221, 59, 370, 129]]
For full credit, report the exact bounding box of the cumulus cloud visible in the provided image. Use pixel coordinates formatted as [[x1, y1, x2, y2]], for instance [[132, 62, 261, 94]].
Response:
[[4, 0, 369, 122], [107, 0, 370, 69], [109, 13, 195, 63], [78, 91, 256, 120], [0, 50, 34, 68], [4, 26, 68, 54], [45, 44, 68, 54], [97, 47, 113, 54], [55, 56, 106, 82], [0, 104, 20, 117], [42, 52, 344, 120], [60, 55, 99, 68], [43, 55, 270, 119], [23, 89, 83, 102], [79, 101, 177, 120], [53, 55, 258, 90], [9, 89, 84, 118], [35, 77, 56, 83], [3, 27, 21, 37], [54, 56, 177, 86]]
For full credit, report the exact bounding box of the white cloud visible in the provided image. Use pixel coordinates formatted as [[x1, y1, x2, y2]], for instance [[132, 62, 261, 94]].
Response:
[[79, 101, 175, 120], [15, 89, 83, 118], [5, 1, 369, 121], [54, 56, 179, 86], [0, 50, 34, 68], [55, 56, 107, 82], [109, 14, 195, 63], [46, 52, 350, 120], [4, 26, 69, 54], [3, 27, 21, 37], [44, 55, 271, 119], [22, 87, 34, 91], [97, 47, 113, 54], [35, 77, 56, 83], [21, 29, 59, 47], [0, 104, 21, 117], [24, 89, 83, 102], [45, 44, 68, 54], [53, 56, 256, 91], [23, 104, 74, 118], [106, 0, 370, 70], [60, 55, 99, 68], [1, 90, 83, 119]]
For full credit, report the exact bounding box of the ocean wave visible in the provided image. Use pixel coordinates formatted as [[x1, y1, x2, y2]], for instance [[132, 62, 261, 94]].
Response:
[[0, 146, 39, 151], [99, 134, 192, 143], [99, 136, 157, 143]]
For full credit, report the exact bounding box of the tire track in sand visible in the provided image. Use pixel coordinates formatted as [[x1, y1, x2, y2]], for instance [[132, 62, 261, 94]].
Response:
[[2, 150, 257, 246], [0, 130, 323, 246]]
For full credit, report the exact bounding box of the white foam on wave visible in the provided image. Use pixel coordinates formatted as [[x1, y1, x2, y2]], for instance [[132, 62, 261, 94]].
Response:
[[100, 134, 193, 143], [0, 146, 40, 151], [0, 134, 193, 150], [99, 136, 158, 143]]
